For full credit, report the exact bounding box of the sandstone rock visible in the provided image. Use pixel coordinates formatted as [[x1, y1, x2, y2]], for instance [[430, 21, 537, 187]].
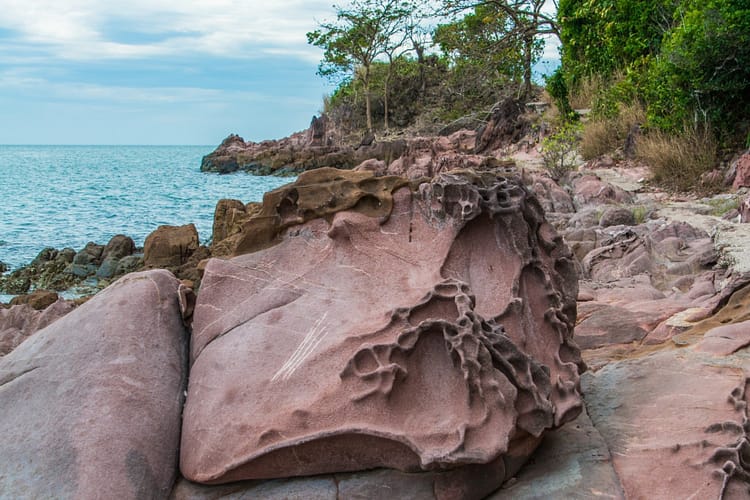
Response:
[[598, 207, 636, 227], [9, 289, 59, 310], [530, 175, 575, 214], [0, 299, 75, 355], [102, 234, 136, 261], [181, 170, 583, 487], [572, 174, 635, 208], [575, 303, 648, 349], [741, 195, 750, 223], [582, 347, 750, 499], [731, 151, 750, 190], [144, 223, 200, 268], [0, 270, 189, 498], [211, 199, 249, 247], [696, 320, 750, 356], [215, 168, 412, 257]]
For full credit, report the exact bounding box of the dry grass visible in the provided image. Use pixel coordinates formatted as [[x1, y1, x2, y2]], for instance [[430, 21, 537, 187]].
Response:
[[568, 75, 606, 110], [580, 102, 646, 160], [637, 126, 718, 192]]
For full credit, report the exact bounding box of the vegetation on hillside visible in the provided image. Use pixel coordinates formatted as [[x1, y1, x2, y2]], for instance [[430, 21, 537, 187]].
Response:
[[307, 0, 750, 190]]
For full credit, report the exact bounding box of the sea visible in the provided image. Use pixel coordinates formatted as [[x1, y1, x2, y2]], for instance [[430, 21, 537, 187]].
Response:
[[0, 145, 292, 292]]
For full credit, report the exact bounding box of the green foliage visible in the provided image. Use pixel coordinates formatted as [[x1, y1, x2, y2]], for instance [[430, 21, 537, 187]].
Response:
[[558, 0, 677, 86], [558, 0, 750, 152], [542, 122, 582, 180], [307, 0, 417, 131], [545, 67, 574, 118], [645, 0, 750, 139]]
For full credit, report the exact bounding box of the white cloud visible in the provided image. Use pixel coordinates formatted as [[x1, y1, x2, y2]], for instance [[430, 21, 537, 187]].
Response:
[[0, 0, 334, 62]]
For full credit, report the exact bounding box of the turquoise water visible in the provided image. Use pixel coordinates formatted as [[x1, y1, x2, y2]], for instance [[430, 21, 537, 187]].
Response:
[[0, 145, 292, 271]]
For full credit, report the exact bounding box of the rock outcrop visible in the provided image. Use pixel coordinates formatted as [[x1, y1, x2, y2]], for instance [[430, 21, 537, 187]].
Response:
[[0, 235, 141, 296], [0, 270, 190, 498], [0, 298, 75, 355], [181, 168, 583, 490]]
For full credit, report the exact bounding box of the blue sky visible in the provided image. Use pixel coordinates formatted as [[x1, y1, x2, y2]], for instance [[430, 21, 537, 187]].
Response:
[[0, 0, 336, 145], [0, 0, 560, 145]]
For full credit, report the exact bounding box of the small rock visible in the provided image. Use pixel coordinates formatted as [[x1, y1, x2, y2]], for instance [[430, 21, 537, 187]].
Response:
[[731, 151, 750, 190], [599, 207, 636, 227]]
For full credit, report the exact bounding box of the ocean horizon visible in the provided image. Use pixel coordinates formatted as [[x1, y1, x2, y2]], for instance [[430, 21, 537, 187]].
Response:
[[0, 144, 292, 274]]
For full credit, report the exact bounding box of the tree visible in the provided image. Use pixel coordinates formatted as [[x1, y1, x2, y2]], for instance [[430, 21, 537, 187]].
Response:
[[434, 4, 528, 102], [307, 0, 415, 133], [442, 0, 559, 97]]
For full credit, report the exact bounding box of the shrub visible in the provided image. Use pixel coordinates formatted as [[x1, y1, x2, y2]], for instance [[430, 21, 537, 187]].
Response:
[[542, 122, 582, 180], [636, 125, 718, 192]]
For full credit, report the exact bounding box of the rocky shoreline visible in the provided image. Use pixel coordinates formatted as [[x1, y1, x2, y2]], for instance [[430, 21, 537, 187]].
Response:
[[3, 104, 750, 498]]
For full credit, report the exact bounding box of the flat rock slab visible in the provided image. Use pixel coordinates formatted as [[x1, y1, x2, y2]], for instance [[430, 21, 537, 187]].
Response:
[[181, 170, 583, 490], [582, 347, 750, 499], [0, 270, 189, 499]]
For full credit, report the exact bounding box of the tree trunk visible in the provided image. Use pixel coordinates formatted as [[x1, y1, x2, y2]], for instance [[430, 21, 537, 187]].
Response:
[[364, 65, 373, 133], [523, 34, 533, 99], [384, 74, 390, 131]]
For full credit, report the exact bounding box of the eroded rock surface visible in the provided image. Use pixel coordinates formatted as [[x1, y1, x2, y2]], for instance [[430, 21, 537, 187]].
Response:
[[0, 270, 190, 498], [181, 169, 583, 490]]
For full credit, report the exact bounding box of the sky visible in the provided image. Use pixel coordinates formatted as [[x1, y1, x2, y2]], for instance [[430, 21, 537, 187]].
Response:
[[0, 0, 560, 146]]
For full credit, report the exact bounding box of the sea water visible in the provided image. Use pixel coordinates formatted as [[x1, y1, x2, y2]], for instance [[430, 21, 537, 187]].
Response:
[[0, 145, 292, 272]]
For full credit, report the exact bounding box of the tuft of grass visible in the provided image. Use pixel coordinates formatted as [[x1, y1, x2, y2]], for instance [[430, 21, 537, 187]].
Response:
[[631, 205, 650, 224], [580, 102, 645, 160], [636, 126, 718, 193]]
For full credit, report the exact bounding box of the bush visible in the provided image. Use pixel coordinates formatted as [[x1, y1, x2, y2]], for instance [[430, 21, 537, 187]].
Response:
[[637, 125, 718, 192], [542, 122, 582, 180]]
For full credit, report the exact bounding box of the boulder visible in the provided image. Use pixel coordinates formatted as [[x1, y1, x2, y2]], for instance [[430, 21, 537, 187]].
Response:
[[9, 289, 59, 310], [144, 223, 200, 268], [0, 299, 75, 355], [0, 270, 190, 498], [598, 207, 636, 227], [181, 169, 583, 491], [572, 174, 635, 208], [102, 234, 136, 261]]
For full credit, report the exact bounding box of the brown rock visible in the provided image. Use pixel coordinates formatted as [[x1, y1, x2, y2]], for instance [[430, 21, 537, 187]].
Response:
[[181, 170, 583, 486], [9, 289, 59, 310], [102, 234, 136, 261], [144, 223, 200, 268], [0, 270, 189, 498]]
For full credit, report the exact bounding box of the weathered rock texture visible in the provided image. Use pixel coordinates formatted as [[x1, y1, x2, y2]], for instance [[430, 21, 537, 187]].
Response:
[[583, 347, 750, 499], [181, 169, 583, 491], [0, 270, 190, 498]]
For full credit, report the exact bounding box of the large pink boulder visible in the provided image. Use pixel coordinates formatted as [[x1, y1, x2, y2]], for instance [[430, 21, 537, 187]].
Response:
[[0, 270, 190, 498], [181, 169, 583, 492]]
